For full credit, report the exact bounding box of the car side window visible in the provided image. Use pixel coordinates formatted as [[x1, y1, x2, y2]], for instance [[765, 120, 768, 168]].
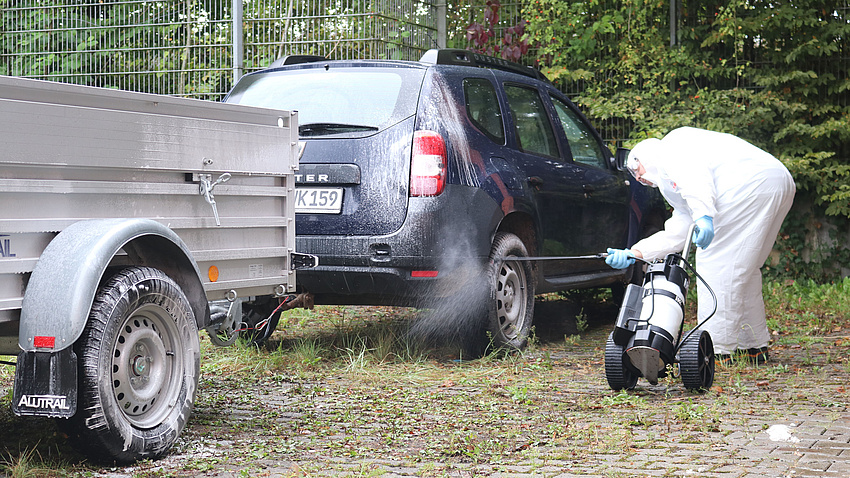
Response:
[[551, 95, 607, 168], [464, 78, 505, 144], [504, 84, 559, 158]]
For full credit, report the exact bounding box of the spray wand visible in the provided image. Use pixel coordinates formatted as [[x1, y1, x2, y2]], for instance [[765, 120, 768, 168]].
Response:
[[496, 253, 609, 261]]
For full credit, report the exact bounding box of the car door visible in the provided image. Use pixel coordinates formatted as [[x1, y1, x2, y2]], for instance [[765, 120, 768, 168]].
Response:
[[500, 83, 589, 260], [548, 93, 631, 253]]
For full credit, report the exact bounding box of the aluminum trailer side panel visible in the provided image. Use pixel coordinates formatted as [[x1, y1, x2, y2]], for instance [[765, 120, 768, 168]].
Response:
[[0, 75, 298, 353]]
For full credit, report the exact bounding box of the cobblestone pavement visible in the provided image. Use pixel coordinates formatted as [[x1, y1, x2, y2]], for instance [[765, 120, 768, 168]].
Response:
[[2, 302, 848, 477], [94, 410, 850, 478], [99, 314, 849, 478]]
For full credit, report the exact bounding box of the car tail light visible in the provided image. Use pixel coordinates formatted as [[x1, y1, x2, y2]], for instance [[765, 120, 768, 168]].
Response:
[[411, 270, 439, 278], [410, 130, 447, 197]]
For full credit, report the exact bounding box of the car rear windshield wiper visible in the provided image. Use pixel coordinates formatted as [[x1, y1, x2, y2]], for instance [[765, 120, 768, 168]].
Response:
[[299, 122, 379, 136]]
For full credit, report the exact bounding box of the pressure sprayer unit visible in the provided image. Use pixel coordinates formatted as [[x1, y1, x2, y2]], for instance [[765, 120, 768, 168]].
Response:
[[604, 224, 717, 392], [496, 224, 717, 391]]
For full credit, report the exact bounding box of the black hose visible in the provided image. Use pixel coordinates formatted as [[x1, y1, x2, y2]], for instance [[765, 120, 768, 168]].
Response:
[[673, 255, 718, 354]]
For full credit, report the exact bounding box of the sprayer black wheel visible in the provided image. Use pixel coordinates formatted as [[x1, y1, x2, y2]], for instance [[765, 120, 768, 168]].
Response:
[[679, 329, 715, 392], [605, 332, 638, 390], [59, 266, 199, 464], [485, 232, 535, 351]]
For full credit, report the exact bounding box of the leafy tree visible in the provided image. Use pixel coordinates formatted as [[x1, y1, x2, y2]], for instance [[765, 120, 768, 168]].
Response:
[[465, 0, 529, 61]]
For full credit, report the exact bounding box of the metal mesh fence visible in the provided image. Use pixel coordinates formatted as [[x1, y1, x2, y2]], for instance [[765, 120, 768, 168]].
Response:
[[1, 0, 234, 98], [1, 0, 440, 100], [2, 0, 845, 144], [242, 0, 440, 72]]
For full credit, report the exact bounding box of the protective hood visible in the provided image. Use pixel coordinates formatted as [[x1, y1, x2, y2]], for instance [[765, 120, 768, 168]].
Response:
[[627, 138, 664, 188]]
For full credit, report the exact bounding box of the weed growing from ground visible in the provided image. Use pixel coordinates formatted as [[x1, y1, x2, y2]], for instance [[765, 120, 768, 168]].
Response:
[[0, 447, 58, 478], [575, 308, 589, 333], [601, 390, 647, 408], [291, 337, 325, 367]]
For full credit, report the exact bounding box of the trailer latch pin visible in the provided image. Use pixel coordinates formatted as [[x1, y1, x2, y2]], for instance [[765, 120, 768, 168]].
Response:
[[198, 172, 231, 226]]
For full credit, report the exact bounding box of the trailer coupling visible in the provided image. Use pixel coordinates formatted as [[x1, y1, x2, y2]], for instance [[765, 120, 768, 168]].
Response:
[[206, 292, 315, 347]]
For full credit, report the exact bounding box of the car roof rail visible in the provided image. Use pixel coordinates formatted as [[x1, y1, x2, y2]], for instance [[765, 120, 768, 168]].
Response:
[[268, 55, 328, 69], [419, 49, 548, 82]]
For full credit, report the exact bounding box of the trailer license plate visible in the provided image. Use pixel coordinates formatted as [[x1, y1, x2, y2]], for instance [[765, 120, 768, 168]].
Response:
[[295, 188, 344, 214]]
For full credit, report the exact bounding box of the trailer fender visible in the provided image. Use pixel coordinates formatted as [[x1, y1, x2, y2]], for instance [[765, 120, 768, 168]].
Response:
[[18, 218, 208, 353]]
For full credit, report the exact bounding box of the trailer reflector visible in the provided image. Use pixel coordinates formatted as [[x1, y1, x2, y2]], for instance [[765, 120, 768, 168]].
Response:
[[208, 266, 219, 282], [33, 336, 55, 349]]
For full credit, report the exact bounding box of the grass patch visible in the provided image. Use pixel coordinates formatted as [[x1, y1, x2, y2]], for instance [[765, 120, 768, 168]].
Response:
[[765, 277, 850, 336], [0, 446, 74, 478]]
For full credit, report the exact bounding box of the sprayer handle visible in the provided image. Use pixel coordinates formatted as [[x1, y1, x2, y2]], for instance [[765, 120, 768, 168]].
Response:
[[682, 223, 697, 260]]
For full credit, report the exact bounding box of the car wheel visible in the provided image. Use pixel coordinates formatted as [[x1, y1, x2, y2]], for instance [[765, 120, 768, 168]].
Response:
[[485, 232, 535, 351], [59, 266, 199, 464]]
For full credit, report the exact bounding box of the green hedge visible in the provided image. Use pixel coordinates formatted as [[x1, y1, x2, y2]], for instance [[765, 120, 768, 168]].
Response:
[[523, 0, 849, 280]]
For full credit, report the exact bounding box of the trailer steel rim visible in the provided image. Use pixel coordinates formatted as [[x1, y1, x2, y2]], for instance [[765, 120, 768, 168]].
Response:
[[111, 302, 184, 429]]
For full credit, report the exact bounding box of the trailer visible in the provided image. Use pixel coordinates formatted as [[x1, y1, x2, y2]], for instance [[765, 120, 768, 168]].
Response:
[[0, 75, 313, 463]]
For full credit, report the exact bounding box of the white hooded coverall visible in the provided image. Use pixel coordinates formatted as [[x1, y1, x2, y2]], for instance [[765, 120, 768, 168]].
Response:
[[629, 127, 796, 355]]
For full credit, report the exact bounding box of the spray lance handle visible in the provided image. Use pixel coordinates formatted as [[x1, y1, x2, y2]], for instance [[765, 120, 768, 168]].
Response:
[[681, 223, 697, 263]]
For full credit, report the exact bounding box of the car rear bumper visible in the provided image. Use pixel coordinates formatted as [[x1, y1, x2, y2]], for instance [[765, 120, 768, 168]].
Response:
[[294, 265, 439, 306], [295, 185, 503, 306]]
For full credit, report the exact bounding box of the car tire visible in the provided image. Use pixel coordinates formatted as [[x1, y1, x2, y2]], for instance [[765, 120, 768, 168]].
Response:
[[59, 266, 199, 464], [485, 232, 535, 351]]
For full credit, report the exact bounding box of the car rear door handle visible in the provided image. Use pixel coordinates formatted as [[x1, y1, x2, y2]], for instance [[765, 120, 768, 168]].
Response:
[[528, 176, 544, 188], [582, 184, 594, 198]]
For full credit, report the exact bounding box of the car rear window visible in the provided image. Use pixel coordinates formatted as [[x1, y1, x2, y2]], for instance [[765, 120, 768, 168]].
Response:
[[464, 78, 505, 144], [225, 66, 424, 132]]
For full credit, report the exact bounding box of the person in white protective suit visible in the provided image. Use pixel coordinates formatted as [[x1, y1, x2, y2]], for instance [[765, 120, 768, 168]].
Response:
[[605, 126, 796, 364]]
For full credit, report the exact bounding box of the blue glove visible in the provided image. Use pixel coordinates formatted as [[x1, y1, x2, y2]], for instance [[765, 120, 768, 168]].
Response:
[[605, 248, 635, 269], [693, 215, 715, 249]]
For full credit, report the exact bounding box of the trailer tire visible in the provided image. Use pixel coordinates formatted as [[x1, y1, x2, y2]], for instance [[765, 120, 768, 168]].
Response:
[[485, 232, 535, 351], [59, 266, 200, 464]]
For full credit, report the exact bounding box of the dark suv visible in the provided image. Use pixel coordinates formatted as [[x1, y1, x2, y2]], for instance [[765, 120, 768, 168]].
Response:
[[224, 49, 665, 350]]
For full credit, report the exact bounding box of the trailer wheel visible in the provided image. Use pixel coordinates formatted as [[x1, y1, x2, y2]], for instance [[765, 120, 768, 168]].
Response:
[[605, 332, 638, 390], [485, 232, 535, 351], [59, 266, 199, 464], [679, 330, 715, 392]]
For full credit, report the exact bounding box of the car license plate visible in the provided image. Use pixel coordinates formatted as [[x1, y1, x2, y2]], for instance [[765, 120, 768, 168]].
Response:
[[295, 187, 344, 214]]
